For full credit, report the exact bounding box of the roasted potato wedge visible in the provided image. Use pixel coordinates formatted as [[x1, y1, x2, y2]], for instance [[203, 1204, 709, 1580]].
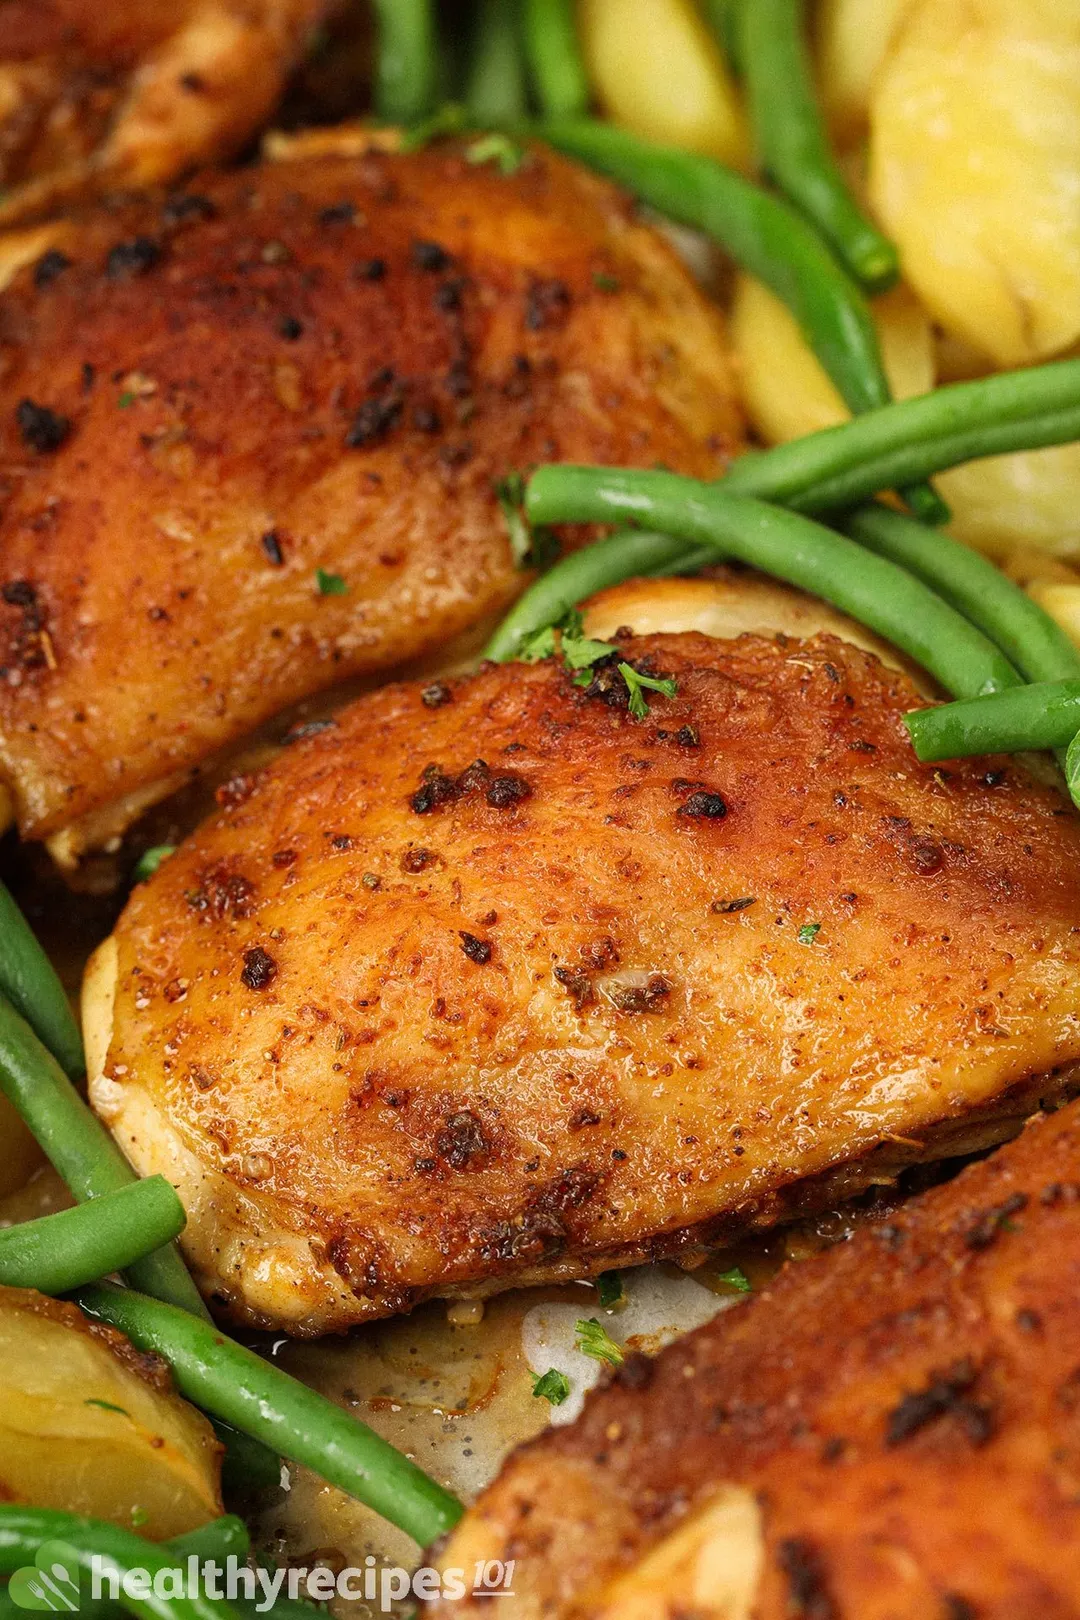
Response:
[[730, 272, 933, 443], [869, 0, 1080, 366], [814, 0, 914, 138], [578, 0, 749, 168], [0, 1286, 222, 1537]]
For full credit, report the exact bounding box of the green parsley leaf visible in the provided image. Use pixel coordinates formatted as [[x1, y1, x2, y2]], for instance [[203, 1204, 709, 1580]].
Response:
[[714, 1266, 752, 1295], [797, 922, 822, 946], [466, 133, 526, 176], [531, 1367, 571, 1405], [574, 1316, 624, 1366], [316, 568, 348, 596], [1067, 731, 1080, 812], [519, 624, 557, 662], [592, 271, 620, 293], [117, 392, 136, 408], [130, 1506, 149, 1528], [400, 102, 468, 153], [561, 634, 616, 671], [595, 1271, 624, 1309], [85, 1398, 130, 1415], [132, 845, 175, 884], [618, 662, 678, 721]]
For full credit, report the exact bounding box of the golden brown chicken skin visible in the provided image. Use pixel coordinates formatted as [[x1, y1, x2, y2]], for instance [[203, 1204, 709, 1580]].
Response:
[[0, 0, 330, 228], [84, 615, 1080, 1334], [428, 1099, 1080, 1620], [0, 140, 742, 860]]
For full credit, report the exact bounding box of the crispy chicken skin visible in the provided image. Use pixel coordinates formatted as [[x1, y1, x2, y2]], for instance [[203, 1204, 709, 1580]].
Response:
[[428, 1100, 1080, 1620], [0, 0, 330, 229], [0, 141, 742, 857], [85, 602, 1080, 1334]]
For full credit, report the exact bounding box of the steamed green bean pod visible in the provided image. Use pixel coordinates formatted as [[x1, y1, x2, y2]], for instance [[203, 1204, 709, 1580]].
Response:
[[0, 1178, 185, 1294], [0, 882, 83, 1079], [905, 681, 1080, 763], [0, 991, 207, 1318], [371, 0, 438, 124], [533, 116, 944, 521], [467, 0, 528, 124], [74, 1284, 464, 1548], [523, 0, 589, 116], [736, 0, 898, 291], [846, 504, 1080, 685], [499, 490, 1017, 698]]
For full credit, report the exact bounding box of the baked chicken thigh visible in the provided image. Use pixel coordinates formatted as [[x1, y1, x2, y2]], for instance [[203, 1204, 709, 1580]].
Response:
[[0, 139, 742, 864], [428, 1096, 1080, 1619], [83, 578, 1080, 1334], [0, 0, 330, 229]]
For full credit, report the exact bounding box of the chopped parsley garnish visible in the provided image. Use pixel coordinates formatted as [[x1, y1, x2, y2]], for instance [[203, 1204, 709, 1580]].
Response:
[[575, 1316, 624, 1366], [715, 1266, 752, 1295], [619, 662, 679, 720], [130, 1506, 149, 1528], [595, 1270, 625, 1309], [85, 1398, 130, 1415], [466, 133, 526, 176], [592, 271, 620, 293], [798, 922, 822, 946], [315, 568, 348, 596], [400, 102, 468, 153], [132, 844, 175, 883], [520, 610, 679, 717], [117, 391, 136, 408], [531, 1367, 571, 1405]]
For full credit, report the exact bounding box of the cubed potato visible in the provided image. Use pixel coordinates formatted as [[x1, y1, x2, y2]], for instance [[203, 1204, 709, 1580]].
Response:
[[936, 448, 1080, 562], [578, 0, 749, 168], [0, 1285, 222, 1538], [815, 0, 914, 138], [730, 271, 933, 444], [869, 0, 1080, 366]]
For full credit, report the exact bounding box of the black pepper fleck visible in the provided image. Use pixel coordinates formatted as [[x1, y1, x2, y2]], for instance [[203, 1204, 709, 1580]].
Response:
[[16, 399, 70, 453], [345, 396, 402, 448], [34, 250, 71, 287], [459, 932, 492, 964], [241, 947, 277, 990], [261, 530, 285, 565], [106, 237, 162, 278], [679, 791, 727, 820], [412, 239, 452, 272]]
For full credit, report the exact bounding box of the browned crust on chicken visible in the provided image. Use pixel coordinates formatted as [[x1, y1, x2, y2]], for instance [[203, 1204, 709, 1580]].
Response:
[[93, 630, 1080, 1333], [0, 142, 742, 846], [427, 1098, 1080, 1619], [0, 0, 331, 226]]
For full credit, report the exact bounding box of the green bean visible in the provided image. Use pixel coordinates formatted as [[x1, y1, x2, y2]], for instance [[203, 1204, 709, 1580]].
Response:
[[0, 992, 207, 1319], [0, 1177, 185, 1293], [0, 1508, 241, 1620], [166, 1520, 250, 1567], [905, 681, 1080, 763], [502, 489, 1018, 698], [533, 117, 945, 521], [522, 0, 589, 116], [702, 0, 741, 71], [371, 0, 438, 125], [74, 1284, 464, 1548], [846, 504, 1080, 685], [467, 0, 528, 125], [0, 882, 83, 1079], [736, 0, 898, 292]]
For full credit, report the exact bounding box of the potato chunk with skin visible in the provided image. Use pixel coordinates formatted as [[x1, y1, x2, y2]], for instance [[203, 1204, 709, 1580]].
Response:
[[0, 1286, 222, 1537], [730, 272, 933, 444], [869, 0, 1080, 367], [579, 0, 749, 168]]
